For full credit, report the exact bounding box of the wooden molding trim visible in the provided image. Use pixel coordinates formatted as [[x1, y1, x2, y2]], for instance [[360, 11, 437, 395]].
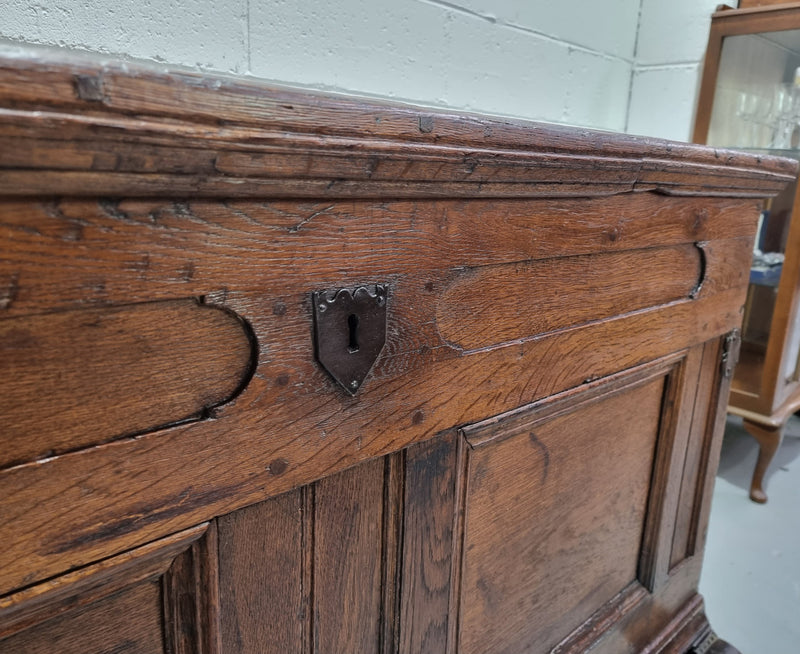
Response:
[[0, 524, 208, 640], [714, 2, 800, 17], [0, 49, 794, 199], [551, 582, 649, 654], [460, 351, 685, 448]]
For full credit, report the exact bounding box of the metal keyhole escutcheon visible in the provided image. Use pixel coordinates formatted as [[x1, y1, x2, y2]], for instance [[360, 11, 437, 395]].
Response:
[[312, 284, 388, 395]]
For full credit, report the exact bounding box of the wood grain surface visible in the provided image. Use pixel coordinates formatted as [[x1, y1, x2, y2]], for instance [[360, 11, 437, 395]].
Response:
[[218, 491, 306, 654], [0, 524, 206, 641], [0, 196, 758, 319], [0, 299, 255, 466], [0, 53, 793, 653], [0, 581, 164, 654], [0, 53, 794, 200], [458, 373, 666, 653], [437, 244, 705, 350], [163, 522, 222, 654], [217, 456, 401, 654], [400, 433, 458, 654], [0, 525, 209, 654], [670, 340, 722, 570], [314, 459, 385, 654]]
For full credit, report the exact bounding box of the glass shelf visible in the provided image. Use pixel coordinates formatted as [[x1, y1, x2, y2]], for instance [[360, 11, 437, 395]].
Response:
[[706, 29, 800, 154]]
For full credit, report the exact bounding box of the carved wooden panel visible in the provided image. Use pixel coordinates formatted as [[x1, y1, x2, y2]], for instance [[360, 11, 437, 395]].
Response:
[[0, 337, 746, 654], [466, 396, 653, 648], [0, 299, 254, 466], [211, 442, 449, 654], [435, 241, 739, 350], [217, 457, 403, 654], [0, 53, 789, 654], [399, 433, 459, 654], [217, 491, 307, 654], [0, 194, 758, 596], [457, 359, 668, 653], [0, 525, 217, 654], [2, 582, 164, 654]]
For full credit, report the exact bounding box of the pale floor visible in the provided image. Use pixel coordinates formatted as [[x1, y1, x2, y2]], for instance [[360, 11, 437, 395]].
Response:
[[700, 415, 800, 654]]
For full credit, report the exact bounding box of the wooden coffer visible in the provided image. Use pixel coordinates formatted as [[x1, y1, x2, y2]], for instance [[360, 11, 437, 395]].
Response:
[[0, 54, 794, 654]]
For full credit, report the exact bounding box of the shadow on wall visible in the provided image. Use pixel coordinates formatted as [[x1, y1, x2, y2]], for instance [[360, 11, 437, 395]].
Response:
[[717, 414, 800, 493]]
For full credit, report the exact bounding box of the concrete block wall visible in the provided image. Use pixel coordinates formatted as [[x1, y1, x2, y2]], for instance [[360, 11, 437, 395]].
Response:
[[626, 0, 728, 141], [1, 0, 729, 140]]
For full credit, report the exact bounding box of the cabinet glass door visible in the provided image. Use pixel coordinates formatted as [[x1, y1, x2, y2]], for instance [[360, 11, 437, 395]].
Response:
[[706, 29, 800, 387]]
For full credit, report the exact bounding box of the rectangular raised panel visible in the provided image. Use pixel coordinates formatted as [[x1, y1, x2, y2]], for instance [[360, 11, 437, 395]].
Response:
[[435, 235, 751, 351], [0, 299, 253, 467], [218, 491, 306, 654], [0, 581, 164, 654], [314, 459, 385, 653], [457, 365, 672, 654], [400, 432, 459, 654], [670, 339, 726, 569], [637, 349, 703, 592], [0, 525, 214, 654]]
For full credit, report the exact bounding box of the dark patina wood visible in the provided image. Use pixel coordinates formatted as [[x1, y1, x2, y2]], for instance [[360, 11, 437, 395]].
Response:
[[1, 51, 791, 653]]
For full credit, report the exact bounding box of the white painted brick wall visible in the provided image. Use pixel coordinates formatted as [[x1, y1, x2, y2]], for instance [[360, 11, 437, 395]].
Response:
[[627, 64, 703, 142], [626, 0, 730, 141], [0, 0, 638, 133], [0, 0, 729, 140], [247, 1, 634, 129], [1, 0, 249, 71]]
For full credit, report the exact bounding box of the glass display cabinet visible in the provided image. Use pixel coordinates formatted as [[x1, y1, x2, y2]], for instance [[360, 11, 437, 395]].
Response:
[[694, 1, 800, 503]]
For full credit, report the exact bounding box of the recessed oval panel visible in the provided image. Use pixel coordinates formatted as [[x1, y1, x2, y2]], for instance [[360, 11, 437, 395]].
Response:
[[0, 299, 255, 468], [436, 244, 703, 351]]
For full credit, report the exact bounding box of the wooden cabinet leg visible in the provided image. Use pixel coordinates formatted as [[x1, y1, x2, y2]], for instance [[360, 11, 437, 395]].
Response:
[[742, 419, 783, 504]]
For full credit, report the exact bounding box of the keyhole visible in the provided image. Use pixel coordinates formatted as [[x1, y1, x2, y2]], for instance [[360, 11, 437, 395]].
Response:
[[348, 314, 360, 353]]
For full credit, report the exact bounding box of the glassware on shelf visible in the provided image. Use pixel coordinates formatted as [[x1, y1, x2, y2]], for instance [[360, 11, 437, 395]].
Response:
[[735, 87, 762, 147], [725, 79, 800, 150], [771, 83, 796, 149]]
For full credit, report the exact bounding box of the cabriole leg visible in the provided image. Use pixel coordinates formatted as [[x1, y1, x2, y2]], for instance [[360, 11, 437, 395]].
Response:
[[742, 419, 783, 503]]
